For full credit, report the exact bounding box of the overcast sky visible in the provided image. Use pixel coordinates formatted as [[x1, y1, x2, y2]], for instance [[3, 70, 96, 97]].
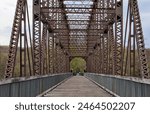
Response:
[[0, 0, 150, 47]]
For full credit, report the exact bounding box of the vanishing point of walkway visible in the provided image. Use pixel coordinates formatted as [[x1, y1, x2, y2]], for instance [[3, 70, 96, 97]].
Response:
[[44, 76, 113, 97]]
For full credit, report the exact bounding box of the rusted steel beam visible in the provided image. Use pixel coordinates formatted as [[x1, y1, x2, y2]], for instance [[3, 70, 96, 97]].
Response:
[[4, 0, 150, 79]]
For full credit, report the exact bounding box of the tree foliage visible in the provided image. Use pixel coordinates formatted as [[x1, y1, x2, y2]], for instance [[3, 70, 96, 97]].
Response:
[[70, 57, 86, 73], [0, 47, 8, 79]]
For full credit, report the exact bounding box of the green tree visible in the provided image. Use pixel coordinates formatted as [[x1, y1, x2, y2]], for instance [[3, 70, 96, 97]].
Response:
[[0, 49, 7, 79], [70, 57, 86, 74]]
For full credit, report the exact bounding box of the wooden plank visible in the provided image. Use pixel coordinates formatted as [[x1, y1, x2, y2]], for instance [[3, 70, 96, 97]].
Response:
[[44, 76, 113, 97]]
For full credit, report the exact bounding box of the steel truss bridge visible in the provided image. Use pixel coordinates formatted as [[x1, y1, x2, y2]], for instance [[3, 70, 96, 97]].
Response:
[[0, 0, 150, 97]]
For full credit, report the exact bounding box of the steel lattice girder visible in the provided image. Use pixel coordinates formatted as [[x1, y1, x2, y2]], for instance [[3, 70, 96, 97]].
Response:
[[4, 0, 150, 78], [4, 0, 26, 78]]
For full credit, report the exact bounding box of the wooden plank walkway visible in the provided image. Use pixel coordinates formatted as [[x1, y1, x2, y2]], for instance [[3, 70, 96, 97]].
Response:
[[44, 76, 113, 97]]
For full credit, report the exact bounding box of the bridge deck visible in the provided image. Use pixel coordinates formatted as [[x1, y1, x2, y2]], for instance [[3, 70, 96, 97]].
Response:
[[44, 76, 113, 97]]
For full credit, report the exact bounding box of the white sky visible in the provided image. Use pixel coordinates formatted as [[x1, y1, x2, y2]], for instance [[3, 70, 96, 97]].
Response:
[[0, 0, 150, 47]]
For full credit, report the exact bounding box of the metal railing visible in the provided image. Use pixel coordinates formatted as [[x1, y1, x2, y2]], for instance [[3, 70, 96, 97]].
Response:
[[85, 73, 150, 97], [0, 73, 72, 97]]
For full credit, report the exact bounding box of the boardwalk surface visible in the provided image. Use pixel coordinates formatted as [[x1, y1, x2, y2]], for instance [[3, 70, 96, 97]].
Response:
[[44, 76, 113, 97]]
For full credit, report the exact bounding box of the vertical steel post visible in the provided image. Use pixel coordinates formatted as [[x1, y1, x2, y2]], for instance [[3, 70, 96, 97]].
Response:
[[33, 0, 41, 75]]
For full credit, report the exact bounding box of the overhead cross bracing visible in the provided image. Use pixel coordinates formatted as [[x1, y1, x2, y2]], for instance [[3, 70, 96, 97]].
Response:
[[4, 0, 150, 79], [36, 0, 125, 75], [41, 0, 116, 57]]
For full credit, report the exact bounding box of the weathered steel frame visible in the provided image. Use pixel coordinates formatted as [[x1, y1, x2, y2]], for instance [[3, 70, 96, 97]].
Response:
[[4, 0, 150, 79]]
